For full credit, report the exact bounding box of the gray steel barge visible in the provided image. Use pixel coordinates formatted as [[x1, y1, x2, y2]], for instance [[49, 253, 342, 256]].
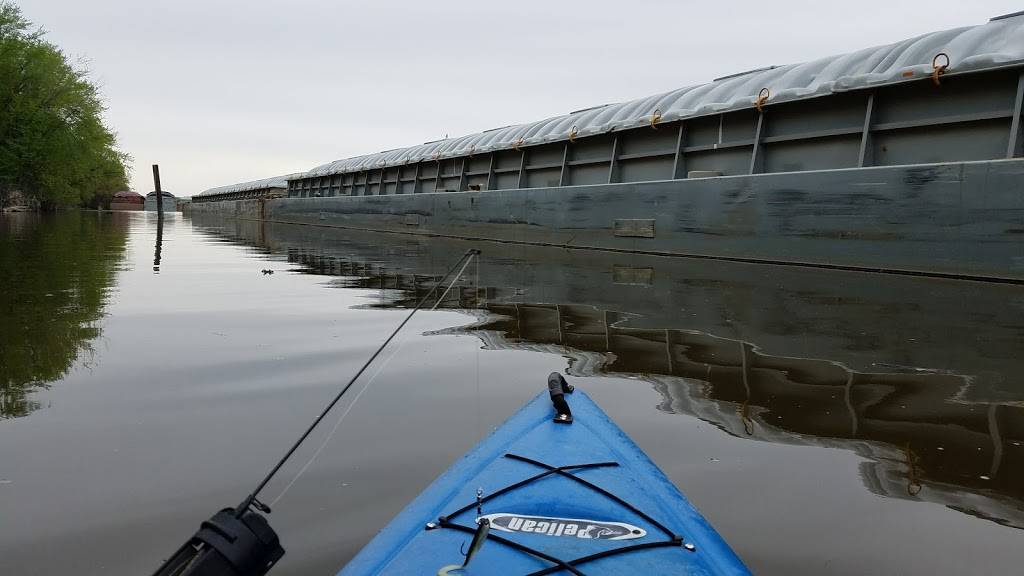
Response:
[[193, 12, 1024, 281]]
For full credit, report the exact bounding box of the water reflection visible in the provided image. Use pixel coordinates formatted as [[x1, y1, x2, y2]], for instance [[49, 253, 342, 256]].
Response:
[[153, 214, 163, 271], [190, 215, 1024, 531], [0, 212, 128, 418]]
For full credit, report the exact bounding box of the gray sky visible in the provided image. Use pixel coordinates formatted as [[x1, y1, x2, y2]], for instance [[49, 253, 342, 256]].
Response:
[[17, 0, 1023, 196]]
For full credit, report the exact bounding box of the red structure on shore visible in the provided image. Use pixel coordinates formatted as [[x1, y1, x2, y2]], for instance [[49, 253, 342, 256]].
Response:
[[110, 190, 143, 211]]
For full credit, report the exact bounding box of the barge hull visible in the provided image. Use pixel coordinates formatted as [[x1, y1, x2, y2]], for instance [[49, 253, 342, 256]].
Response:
[[193, 158, 1024, 282]]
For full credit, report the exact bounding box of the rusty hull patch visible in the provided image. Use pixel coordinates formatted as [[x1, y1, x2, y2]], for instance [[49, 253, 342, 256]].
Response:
[[613, 219, 655, 238]]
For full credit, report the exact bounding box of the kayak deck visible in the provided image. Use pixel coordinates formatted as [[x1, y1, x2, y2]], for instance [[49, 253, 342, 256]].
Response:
[[340, 386, 750, 575]]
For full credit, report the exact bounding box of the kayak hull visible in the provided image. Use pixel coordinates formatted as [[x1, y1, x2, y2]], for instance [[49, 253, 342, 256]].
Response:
[[339, 388, 750, 575]]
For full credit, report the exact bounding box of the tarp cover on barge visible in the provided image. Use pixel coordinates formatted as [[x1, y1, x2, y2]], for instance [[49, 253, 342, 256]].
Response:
[[292, 12, 1024, 181]]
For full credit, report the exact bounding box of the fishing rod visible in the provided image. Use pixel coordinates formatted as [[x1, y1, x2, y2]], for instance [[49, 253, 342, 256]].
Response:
[[153, 248, 480, 576]]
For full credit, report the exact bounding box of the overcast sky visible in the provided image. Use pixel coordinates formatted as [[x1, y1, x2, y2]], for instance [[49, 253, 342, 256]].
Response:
[[16, 0, 1023, 196]]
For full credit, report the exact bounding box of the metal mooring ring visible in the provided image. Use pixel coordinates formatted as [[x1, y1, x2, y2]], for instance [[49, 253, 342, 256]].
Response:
[[650, 108, 662, 129], [755, 87, 770, 112], [932, 52, 950, 86]]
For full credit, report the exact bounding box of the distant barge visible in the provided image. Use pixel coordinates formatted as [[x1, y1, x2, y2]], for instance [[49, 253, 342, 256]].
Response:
[[193, 13, 1024, 282]]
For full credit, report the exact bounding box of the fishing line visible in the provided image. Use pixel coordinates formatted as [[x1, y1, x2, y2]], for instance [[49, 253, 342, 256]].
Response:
[[268, 334, 409, 507], [236, 248, 479, 517], [430, 256, 475, 311], [474, 254, 481, 439], [273, 252, 480, 499]]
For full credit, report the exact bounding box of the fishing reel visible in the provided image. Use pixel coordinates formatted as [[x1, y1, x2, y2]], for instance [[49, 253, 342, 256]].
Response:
[[152, 504, 284, 576]]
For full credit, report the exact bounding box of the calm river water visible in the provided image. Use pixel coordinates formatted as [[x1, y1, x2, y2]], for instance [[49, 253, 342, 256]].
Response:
[[1, 211, 1022, 575]]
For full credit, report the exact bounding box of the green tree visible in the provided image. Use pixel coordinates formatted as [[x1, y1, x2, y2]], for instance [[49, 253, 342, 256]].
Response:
[[0, 2, 129, 210]]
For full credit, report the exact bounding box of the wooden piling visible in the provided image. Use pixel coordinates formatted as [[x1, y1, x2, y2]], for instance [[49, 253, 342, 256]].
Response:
[[152, 164, 164, 271], [152, 164, 164, 219]]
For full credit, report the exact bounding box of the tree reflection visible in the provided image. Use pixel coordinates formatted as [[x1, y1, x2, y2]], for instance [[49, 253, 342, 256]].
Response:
[[0, 213, 127, 418]]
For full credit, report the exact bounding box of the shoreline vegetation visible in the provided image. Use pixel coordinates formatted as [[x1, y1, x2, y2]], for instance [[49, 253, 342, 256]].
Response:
[[0, 2, 129, 212]]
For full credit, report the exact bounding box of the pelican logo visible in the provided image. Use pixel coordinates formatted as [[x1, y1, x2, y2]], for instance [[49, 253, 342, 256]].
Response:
[[479, 513, 646, 540]]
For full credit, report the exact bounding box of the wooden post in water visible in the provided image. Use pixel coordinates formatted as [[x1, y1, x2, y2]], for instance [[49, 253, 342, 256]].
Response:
[[152, 164, 164, 271], [152, 164, 164, 219]]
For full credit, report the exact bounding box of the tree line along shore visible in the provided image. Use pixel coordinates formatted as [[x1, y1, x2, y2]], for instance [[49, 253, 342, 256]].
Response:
[[0, 2, 129, 211]]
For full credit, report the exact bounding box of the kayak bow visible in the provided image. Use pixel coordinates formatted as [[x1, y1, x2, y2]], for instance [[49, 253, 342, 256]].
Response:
[[340, 373, 750, 575]]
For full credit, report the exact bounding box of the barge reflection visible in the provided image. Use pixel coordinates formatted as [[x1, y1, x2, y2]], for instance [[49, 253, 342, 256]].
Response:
[[191, 215, 1024, 530]]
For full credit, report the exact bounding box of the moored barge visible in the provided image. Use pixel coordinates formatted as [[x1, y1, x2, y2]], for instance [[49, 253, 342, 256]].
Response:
[[193, 13, 1024, 281]]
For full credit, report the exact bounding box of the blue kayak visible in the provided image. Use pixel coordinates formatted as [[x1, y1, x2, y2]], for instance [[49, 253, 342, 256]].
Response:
[[340, 374, 750, 575]]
